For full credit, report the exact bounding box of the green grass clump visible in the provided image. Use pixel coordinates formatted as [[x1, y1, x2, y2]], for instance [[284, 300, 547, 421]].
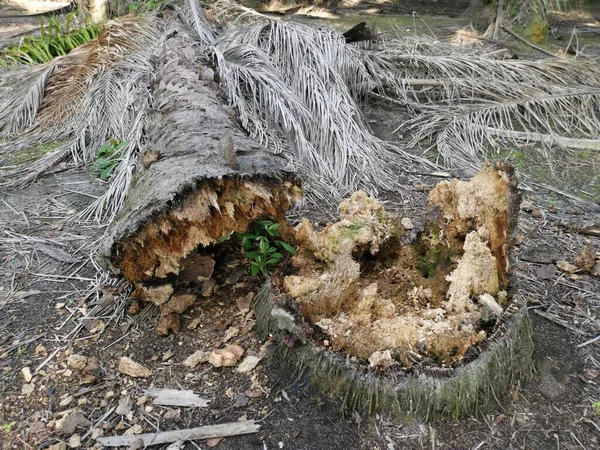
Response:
[[0, 13, 101, 67]]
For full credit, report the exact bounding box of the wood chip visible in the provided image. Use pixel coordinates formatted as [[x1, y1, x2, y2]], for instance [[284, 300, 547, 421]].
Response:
[[97, 420, 260, 446], [208, 345, 244, 368], [183, 350, 209, 368], [21, 366, 32, 382], [236, 356, 261, 373], [145, 388, 209, 408], [118, 357, 151, 378]]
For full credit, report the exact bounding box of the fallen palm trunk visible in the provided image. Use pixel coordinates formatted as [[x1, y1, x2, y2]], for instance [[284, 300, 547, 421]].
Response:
[[97, 24, 301, 330], [255, 162, 533, 420]]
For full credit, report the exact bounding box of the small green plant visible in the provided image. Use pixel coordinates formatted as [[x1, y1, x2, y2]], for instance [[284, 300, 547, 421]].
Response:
[[91, 138, 126, 180], [238, 220, 296, 276], [16, 347, 26, 356], [593, 401, 600, 416], [0, 13, 101, 67], [0, 422, 16, 434]]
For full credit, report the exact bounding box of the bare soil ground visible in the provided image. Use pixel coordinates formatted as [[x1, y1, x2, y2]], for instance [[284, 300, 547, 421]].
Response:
[[1, 161, 599, 450], [1, 2, 600, 450]]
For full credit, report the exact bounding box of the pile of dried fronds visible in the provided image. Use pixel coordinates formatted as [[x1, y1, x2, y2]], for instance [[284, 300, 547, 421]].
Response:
[[1, 0, 599, 223]]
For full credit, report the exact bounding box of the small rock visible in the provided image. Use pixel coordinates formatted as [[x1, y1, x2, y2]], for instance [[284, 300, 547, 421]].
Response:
[[140, 150, 160, 170], [162, 350, 174, 362], [22, 383, 35, 395], [156, 313, 182, 335], [164, 409, 181, 422], [235, 394, 249, 408], [574, 244, 597, 273], [556, 260, 578, 274], [208, 345, 245, 368], [133, 283, 173, 306], [124, 424, 144, 436], [368, 350, 393, 368], [29, 421, 46, 434], [68, 434, 81, 448], [531, 209, 543, 219], [184, 350, 210, 368], [226, 267, 246, 285], [136, 395, 148, 406], [206, 437, 223, 448], [67, 354, 88, 370], [161, 294, 196, 316], [118, 357, 151, 378], [91, 428, 103, 439], [539, 373, 567, 400], [127, 301, 141, 315], [236, 355, 261, 373], [116, 395, 132, 415], [129, 438, 144, 450], [223, 327, 240, 343], [48, 443, 67, 450], [201, 279, 217, 297], [21, 366, 32, 382], [60, 411, 91, 435], [535, 264, 556, 280], [35, 344, 47, 356], [520, 200, 534, 212], [201, 67, 214, 81], [236, 292, 254, 313], [187, 316, 203, 330], [59, 394, 74, 407], [400, 217, 413, 230]]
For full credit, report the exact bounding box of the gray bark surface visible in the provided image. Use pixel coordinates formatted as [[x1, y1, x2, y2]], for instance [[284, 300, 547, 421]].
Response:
[[97, 25, 296, 274]]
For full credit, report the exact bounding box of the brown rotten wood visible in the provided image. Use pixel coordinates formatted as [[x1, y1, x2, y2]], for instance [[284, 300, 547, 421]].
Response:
[[97, 25, 301, 325]]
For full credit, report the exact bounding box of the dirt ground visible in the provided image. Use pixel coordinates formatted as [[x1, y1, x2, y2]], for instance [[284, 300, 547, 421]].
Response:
[[1, 2, 600, 450]]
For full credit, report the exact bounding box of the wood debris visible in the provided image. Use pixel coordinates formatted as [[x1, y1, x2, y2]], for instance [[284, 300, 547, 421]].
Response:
[[97, 420, 260, 446], [145, 388, 210, 408]]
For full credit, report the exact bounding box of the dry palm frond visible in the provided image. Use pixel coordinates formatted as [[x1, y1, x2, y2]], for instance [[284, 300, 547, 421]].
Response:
[[178, 0, 215, 45], [214, 20, 433, 202], [374, 34, 600, 174], [0, 65, 55, 135], [0, 16, 163, 223], [408, 86, 600, 174]]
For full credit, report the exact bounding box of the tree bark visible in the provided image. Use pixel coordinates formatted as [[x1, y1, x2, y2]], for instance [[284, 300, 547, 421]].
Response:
[[97, 25, 301, 295]]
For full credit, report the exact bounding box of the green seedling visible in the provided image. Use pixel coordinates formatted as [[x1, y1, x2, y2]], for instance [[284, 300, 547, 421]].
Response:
[[92, 138, 126, 180], [238, 220, 296, 276], [0, 422, 16, 434]]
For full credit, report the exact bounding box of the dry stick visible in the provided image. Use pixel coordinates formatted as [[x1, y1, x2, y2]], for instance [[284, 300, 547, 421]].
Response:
[[533, 310, 586, 335], [500, 25, 559, 59], [493, 0, 504, 40], [81, 406, 116, 441], [576, 334, 600, 348], [35, 347, 61, 373], [97, 421, 260, 446]]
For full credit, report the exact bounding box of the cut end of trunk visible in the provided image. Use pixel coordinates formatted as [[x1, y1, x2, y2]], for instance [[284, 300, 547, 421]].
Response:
[[254, 163, 531, 419], [111, 177, 301, 283], [278, 163, 519, 367]]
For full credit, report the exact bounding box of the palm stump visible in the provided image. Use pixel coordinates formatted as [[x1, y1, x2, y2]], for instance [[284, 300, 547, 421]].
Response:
[[255, 163, 533, 420]]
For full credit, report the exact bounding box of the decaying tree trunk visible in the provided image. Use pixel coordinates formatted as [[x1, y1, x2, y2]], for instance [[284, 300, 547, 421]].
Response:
[[254, 162, 533, 420], [97, 25, 301, 332]]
